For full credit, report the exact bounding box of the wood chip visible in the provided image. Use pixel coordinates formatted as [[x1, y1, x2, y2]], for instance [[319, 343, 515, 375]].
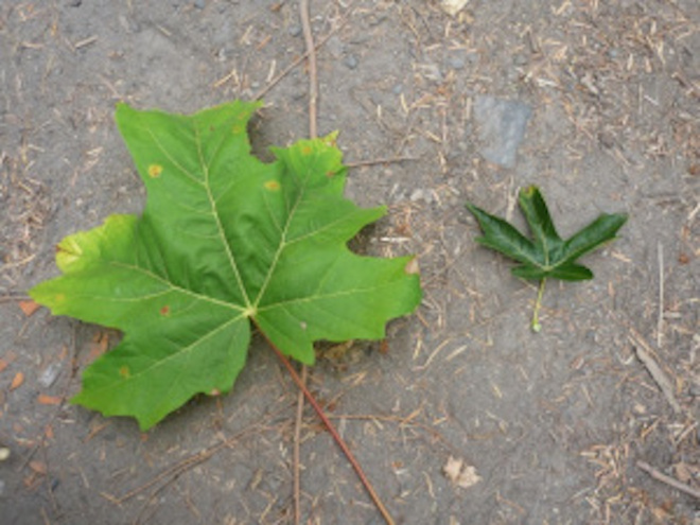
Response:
[[441, 0, 470, 17], [29, 460, 47, 475], [18, 300, 41, 317], [10, 371, 24, 391], [629, 328, 681, 414], [37, 394, 62, 406]]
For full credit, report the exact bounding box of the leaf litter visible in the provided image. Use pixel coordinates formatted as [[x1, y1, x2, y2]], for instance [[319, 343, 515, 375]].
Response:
[[443, 455, 481, 489]]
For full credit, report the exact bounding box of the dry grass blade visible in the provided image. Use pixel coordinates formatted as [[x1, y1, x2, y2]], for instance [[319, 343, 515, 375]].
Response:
[[629, 327, 681, 414]]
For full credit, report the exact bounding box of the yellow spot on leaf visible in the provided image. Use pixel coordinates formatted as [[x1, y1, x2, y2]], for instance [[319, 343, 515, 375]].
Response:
[[148, 164, 163, 178], [119, 366, 130, 378], [301, 146, 313, 155], [264, 180, 280, 191], [55, 293, 66, 302], [231, 124, 244, 134]]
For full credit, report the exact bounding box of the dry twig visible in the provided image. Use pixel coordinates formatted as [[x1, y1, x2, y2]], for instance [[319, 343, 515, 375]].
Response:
[[300, 0, 318, 139], [111, 409, 284, 506], [293, 365, 307, 525], [345, 155, 419, 168], [266, 339, 396, 525], [253, 2, 356, 102], [657, 241, 664, 347], [637, 461, 700, 499], [629, 327, 681, 414], [292, 1, 318, 522]]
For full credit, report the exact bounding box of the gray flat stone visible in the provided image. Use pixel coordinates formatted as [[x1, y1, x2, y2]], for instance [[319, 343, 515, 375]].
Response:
[[474, 95, 532, 168]]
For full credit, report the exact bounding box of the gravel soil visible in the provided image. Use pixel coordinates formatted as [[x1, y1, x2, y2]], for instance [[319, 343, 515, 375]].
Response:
[[1, 1, 699, 524]]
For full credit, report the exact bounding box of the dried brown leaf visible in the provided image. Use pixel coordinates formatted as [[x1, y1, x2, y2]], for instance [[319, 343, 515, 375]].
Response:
[[443, 455, 481, 489]]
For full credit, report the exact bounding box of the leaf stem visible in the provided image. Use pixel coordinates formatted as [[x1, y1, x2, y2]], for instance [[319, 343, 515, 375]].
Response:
[[266, 340, 395, 525], [532, 278, 546, 333]]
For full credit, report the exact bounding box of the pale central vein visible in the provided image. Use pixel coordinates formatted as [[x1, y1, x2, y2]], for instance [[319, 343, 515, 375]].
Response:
[[193, 122, 252, 310]]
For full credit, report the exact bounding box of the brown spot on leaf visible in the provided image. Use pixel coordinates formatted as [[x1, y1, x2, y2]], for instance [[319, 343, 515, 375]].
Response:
[[160, 305, 170, 316]]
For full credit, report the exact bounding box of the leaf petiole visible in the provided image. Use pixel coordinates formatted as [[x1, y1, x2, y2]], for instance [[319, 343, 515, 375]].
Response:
[[532, 278, 546, 333]]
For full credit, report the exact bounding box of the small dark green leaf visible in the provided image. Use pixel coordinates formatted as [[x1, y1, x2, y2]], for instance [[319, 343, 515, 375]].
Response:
[[518, 185, 562, 258], [464, 202, 539, 266], [466, 186, 627, 282]]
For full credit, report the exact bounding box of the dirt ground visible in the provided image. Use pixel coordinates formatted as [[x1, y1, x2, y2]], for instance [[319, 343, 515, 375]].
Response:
[[1, 1, 699, 524]]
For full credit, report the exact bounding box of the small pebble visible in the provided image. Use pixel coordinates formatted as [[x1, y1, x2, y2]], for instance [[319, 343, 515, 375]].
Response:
[[448, 56, 466, 70], [194, 0, 205, 8], [0, 479, 5, 497], [343, 54, 359, 70], [39, 363, 62, 388], [288, 25, 302, 37], [392, 84, 403, 95], [68, 0, 82, 6], [409, 189, 434, 204], [513, 53, 528, 66]]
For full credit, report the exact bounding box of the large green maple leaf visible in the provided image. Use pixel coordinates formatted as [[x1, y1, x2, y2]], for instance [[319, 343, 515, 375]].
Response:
[[30, 101, 421, 430]]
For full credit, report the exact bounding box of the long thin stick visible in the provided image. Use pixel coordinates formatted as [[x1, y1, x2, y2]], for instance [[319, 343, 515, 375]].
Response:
[[268, 342, 395, 525], [637, 461, 700, 499], [292, 1, 318, 522], [0, 295, 31, 304], [293, 365, 307, 524], [300, 0, 318, 139], [253, 2, 356, 102], [629, 327, 681, 413], [345, 155, 418, 168], [657, 241, 664, 347]]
